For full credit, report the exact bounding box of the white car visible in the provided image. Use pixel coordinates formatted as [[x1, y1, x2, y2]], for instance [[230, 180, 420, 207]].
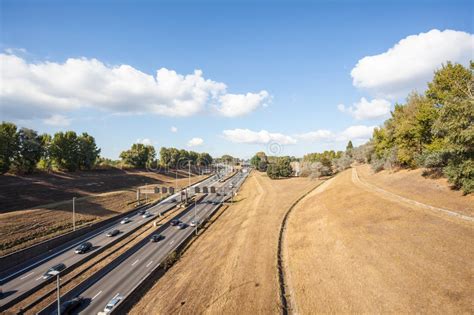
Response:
[[101, 295, 122, 314], [190, 220, 199, 227], [120, 217, 130, 224], [142, 212, 152, 218]]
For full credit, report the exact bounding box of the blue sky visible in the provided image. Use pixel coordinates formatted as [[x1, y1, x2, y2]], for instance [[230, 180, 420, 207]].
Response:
[[1, 0, 473, 159]]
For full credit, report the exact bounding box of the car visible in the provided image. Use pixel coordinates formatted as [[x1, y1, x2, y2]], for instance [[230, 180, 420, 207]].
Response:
[[170, 219, 180, 226], [137, 209, 146, 215], [106, 229, 120, 237], [120, 217, 131, 224], [177, 222, 187, 229], [170, 198, 177, 202], [42, 263, 66, 279], [50, 296, 84, 315], [74, 241, 92, 254], [142, 211, 152, 218], [213, 201, 219, 205], [190, 220, 199, 227], [103, 295, 122, 313], [150, 234, 163, 242]]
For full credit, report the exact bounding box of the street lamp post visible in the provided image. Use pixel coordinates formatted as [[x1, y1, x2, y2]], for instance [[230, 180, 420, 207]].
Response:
[[194, 194, 197, 235], [72, 197, 76, 231]]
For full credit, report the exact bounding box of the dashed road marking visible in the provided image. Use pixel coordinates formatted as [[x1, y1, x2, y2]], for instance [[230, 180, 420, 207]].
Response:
[[35, 276, 43, 281], [20, 272, 34, 280], [92, 291, 102, 300], [132, 259, 139, 266], [146, 261, 153, 268]]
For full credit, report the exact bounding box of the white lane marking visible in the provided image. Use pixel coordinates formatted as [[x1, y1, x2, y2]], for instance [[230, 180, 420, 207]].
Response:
[[146, 261, 153, 268], [92, 291, 102, 300], [35, 276, 43, 281], [113, 293, 120, 299], [20, 272, 34, 280], [131, 259, 139, 266], [169, 240, 174, 245]]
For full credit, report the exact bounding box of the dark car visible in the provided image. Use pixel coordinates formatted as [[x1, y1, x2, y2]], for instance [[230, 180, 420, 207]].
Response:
[[177, 222, 187, 230], [42, 263, 66, 279], [150, 234, 163, 242], [50, 297, 84, 315], [137, 209, 146, 215], [106, 229, 120, 237], [74, 242, 92, 254], [170, 219, 180, 226]]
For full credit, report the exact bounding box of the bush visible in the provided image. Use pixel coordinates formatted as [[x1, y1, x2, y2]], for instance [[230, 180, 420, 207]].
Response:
[[371, 157, 385, 172], [443, 159, 474, 194]]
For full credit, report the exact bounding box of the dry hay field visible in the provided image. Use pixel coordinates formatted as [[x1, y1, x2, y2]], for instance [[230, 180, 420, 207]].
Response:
[[284, 166, 473, 313], [0, 170, 206, 256], [130, 171, 322, 314]]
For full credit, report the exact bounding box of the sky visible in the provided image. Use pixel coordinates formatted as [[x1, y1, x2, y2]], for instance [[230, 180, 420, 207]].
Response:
[[1, 0, 473, 159]]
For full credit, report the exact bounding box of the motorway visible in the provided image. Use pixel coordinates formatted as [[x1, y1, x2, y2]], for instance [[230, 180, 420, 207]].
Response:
[[0, 173, 224, 311], [57, 171, 248, 315]]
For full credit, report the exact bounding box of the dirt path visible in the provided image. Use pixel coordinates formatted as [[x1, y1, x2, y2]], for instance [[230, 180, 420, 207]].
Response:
[[129, 171, 322, 315], [285, 168, 474, 313], [352, 167, 474, 222]]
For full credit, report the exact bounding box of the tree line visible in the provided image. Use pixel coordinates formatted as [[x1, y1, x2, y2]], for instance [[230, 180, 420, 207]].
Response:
[[0, 122, 100, 174], [352, 61, 473, 194]]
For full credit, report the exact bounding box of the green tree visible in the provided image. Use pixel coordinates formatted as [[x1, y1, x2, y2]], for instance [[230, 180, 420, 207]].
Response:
[[77, 133, 100, 170], [13, 128, 43, 173], [50, 131, 80, 171], [120, 143, 156, 168], [250, 154, 261, 168], [38, 133, 53, 171], [0, 122, 19, 173], [346, 140, 354, 157]]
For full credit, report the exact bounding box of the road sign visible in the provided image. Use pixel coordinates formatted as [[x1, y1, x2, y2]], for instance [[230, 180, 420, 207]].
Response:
[[210, 186, 216, 193], [169, 187, 175, 194], [194, 187, 201, 193], [202, 186, 208, 193], [161, 187, 168, 193]]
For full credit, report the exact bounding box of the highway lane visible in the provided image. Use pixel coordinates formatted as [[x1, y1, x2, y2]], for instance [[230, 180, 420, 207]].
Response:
[[71, 172, 248, 314], [0, 173, 225, 310]]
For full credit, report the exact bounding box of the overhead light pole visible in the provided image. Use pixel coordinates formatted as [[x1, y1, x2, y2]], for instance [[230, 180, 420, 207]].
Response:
[[72, 197, 76, 231]]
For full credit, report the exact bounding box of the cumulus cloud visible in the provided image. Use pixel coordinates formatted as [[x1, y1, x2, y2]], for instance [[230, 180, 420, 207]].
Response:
[[351, 29, 474, 98], [170, 126, 178, 133], [43, 114, 71, 126], [0, 53, 269, 120], [136, 138, 152, 145], [222, 129, 297, 145], [187, 137, 204, 147], [216, 91, 270, 117], [336, 125, 376, 141], [338, 97, 391, 120], [296, 129, 334, 141]]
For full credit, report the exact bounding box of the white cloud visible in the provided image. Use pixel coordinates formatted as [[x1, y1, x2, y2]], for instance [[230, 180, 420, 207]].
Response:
[[351, 29, 474, 98], [4, 47, 27, 55], [296, 129, 334, 141], [0, 54, 268, 120], [222, 129, 297, 145], [217, 90, 270, 117], [338, 97, 391, 120], [187, 137, 204, 147], [170, 126, 178, 133], [42, 114, 71, 126], [136, 138, 152, 145], [336, 125, 376, 141]]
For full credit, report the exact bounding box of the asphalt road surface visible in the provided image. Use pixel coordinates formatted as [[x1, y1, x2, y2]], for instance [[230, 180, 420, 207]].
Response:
[[0, 172, 227, 310], [66, 172, 247, 315]]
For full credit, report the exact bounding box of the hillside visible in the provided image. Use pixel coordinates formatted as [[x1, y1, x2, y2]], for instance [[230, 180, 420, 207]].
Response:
[[284, 167, 473, 313]]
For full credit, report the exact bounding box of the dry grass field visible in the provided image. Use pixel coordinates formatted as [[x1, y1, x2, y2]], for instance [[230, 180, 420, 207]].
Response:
[[130, 171, 322, 314], [0, 172, 205, 256], [285, 168, 473, 313]]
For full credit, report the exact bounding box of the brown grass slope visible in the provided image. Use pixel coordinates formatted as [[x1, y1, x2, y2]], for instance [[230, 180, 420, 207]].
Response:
[[285, 168, 474, 314], [130, 171, 321, 315]]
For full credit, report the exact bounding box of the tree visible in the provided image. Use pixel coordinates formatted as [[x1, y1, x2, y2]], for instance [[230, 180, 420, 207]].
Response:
[[266, 156, 292, 179], [50, 131, 80, 171], [0, 122, 19, 173], [258, 160, 268, 172], [13, 128, 43, 173], [250, 154, 261, 168], [346, 140, 354, 157], [197, 152, 213, 166], [77, 133, 100, 170], [120, 143, 156, 168], [38, 133, 53, 171]]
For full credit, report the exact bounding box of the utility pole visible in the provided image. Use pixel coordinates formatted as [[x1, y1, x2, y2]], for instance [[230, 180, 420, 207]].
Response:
[[194, 194, 197, 235], [72, 197, 76, 231]]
